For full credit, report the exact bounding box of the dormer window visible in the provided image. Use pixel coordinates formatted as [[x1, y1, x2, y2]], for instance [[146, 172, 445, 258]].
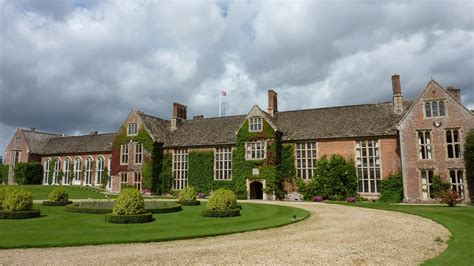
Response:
[[424, 100, 446, 118], [127, 123, 138, 136], [249, 117, 263, 132]]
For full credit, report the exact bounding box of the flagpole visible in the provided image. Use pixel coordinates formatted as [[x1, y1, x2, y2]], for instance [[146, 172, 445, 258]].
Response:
[[218, 90, 222, 117]]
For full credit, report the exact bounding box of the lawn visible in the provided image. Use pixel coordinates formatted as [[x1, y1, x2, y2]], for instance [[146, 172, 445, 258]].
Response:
[[329, 201, 474, 265], [0, 202, 309, 249]]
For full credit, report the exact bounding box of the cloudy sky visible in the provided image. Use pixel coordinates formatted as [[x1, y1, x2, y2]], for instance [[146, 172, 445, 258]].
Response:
[[1, 0, 473, 153]]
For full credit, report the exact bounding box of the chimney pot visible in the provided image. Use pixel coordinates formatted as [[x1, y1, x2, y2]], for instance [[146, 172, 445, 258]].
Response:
[[268, 89, 278, 116], [89, 131, 98, 135], [446, 86, 462, 103], [193, 115, 204, 119], [30, 128, 36, 132], [172, 102, 187, 130]]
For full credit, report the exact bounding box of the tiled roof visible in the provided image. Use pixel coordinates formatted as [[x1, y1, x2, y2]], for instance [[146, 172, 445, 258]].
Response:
[[21, 129, 62, 154], [165, 115, 246, 147], [274, 101, 413, 141], [39, 133, 117, 155], [137, 111, 169, 143]]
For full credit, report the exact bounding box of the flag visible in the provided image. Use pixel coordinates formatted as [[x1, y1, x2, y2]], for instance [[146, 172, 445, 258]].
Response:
[[221, 90, 227, 96]]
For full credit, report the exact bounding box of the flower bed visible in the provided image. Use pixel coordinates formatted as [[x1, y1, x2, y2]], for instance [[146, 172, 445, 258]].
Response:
[[0, 210, 41, 219], [42, 200, 73, 206], [65, 201, 182, 214], [105, 213, 153, 224]]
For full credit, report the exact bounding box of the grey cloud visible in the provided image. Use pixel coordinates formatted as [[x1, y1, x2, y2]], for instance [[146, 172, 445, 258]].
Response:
[[0, 0, 473, 153]]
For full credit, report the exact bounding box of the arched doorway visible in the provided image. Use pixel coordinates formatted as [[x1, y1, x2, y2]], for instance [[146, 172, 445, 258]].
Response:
[[250, 181, 263, 199]]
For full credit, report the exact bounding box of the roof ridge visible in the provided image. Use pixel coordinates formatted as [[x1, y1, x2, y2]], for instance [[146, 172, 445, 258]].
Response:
[[50, 132, 117, 139], [21, 128, 63, 136], [276, 101, 397, 114], [137, 111, 170, 122], [184, 114, 246, 122]]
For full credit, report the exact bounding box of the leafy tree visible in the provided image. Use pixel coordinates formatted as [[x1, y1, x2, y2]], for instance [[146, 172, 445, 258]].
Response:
[[299, 155, 357, 200], [13, 163, 43, 185], [465, 129, 474, 201]]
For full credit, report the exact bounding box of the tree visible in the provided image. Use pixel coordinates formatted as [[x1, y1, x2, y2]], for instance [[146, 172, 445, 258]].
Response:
[[465, 129, 474, 201], [13, 163, 43, 185]]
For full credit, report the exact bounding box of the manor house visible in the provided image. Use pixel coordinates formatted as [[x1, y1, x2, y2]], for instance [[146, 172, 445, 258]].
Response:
[[3, 75, 473, 202]]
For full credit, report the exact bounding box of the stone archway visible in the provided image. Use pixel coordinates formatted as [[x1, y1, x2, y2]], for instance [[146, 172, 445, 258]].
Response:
[[249, 181, 263, 199]]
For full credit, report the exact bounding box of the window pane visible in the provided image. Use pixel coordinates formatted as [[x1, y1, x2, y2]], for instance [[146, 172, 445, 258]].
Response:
[[432, 102, 438, 116], [425, 102, 431, 117], [439, 101, 445, 116]]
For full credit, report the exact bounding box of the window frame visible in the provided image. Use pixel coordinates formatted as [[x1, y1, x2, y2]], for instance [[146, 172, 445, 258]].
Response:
[[134, 172, 142, 191], [15, 136, 21, 147], [120, 172, 128, 190], [73, 158, 82, 183], [423, 99, 446, 118], [445, 128, 462, 159], [64, 158, 71, 185], [120, 144, 129, 165], [248, 117, 263, 132], [417, 130, 434, 160], [355, 140, 382, 194], [43, 159, 51, 184], [245, 141, 267, 160], [214, 147, 233, 180], [85, 157, 93, 185], [96, 156, 104, 185], [172, 149, 189, 190], [53, 158, 61, 184], [295, 142, 317, 180], [420, 169, 435, 199], [127, 123, 138, 136], [448, 169, 465, 198], [135, 143, 143, 164]]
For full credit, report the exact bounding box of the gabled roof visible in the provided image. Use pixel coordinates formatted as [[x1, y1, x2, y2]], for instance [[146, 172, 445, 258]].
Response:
[[398, 79, 474, 126], [21, 129, 62, 154], [136, 111, 169, 143], [40, 133, 117, 155]]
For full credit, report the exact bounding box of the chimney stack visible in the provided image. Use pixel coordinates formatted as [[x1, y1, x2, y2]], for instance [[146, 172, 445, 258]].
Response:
[[30, 128, 36, 132], [89, 131, 98, 135], [391, 74, 403, 114], [193, 115, 204, 120], [171, 102, 187, 130], [268, 89, 278, 116], [446, 86, 462, 103]]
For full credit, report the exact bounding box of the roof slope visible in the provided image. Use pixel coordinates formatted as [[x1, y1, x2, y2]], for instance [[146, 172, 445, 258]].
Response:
[[21, 129, 62, 154], [275, 101, 413, 141], [166, 115, 246, 147], [161, 101, 412, 147], [40, 133, 117, 155], [137, 111, 169, 143]]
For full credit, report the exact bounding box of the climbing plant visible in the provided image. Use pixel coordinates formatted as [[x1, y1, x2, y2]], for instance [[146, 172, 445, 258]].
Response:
[[188, 151, 234, 193], [157, 153, 173, 194]]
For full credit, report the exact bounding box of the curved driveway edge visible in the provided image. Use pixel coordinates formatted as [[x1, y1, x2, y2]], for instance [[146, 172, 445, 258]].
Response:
[[0, 201, 450, 265]]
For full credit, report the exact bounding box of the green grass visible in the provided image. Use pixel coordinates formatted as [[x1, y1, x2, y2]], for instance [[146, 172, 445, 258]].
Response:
[[329, 201, 474, 265], [0, 185, 108, 200], [0, 202, 309, 249]]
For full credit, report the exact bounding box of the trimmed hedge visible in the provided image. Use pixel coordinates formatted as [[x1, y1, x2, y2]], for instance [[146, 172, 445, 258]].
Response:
[[177, 200, 201, 206], [65, 202, 183, 214], [42, 200, 73, 206], [0, 210, 41, 219], [113, 188, 145, 215], [65, 203, 110, 214], [202, 209, 240, 217], [105, 212, 153, 224], [207, 188, 237, 210]]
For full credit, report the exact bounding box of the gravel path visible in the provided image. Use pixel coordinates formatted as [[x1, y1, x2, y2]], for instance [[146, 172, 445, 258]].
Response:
[[0, 201, 450, 265]]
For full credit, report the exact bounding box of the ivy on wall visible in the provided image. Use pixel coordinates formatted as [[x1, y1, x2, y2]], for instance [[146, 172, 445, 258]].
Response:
[[278, 143, 296, 184], [188, 151, 234, 193], [157, 153, 172, 194]]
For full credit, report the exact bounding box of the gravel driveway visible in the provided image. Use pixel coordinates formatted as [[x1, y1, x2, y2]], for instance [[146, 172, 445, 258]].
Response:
[[0, 201, 450, 265]]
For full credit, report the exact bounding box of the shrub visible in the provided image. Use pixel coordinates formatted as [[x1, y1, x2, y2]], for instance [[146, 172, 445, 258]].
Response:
[[299, 155, 357, 200], [105, 213, 153, 224], [13, 163, 43, 185], [431, 175, 450, 199], [379, 171, 404, 203], [207, 188, 237, 211], [179, 200, 201, 206], [2, 189, 33, 212], [312, 195, 323, 202], [48, 187, 69, 203], [179, 187, 197, 202], [112, 188, 145, 215], [440, 190, 463, 207], [346, 196, 356, 203], [465, 129, 474, 201]]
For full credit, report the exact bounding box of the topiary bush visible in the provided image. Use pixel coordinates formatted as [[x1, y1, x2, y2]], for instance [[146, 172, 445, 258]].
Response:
[[178, 186, 197, 202], [2, 189, 33, 212], [204, 188, 240, 218], [112, 188, 145, 215], [379, 171, 404, 203], [48, 187, 69, 202]]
